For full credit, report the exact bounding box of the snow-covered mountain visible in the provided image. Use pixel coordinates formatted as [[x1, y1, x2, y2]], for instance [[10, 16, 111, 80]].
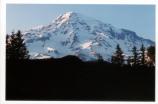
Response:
[[23, 12, 154, 61]]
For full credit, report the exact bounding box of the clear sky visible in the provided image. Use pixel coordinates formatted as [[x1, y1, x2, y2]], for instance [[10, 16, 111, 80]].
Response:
[[7, 4, 155, 41]]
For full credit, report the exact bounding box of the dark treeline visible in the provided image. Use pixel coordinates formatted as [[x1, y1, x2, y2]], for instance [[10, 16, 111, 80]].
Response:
[[111, 44, 155, 67], [6, 30, 155, 101], [6, 56, 155, 101]]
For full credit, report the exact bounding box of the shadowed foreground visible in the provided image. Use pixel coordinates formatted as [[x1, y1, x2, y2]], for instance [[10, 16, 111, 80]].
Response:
[[6, 56, 155, 101]]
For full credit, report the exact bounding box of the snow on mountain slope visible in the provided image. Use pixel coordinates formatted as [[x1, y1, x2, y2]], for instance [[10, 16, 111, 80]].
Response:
[[23, 12, 154, 61]]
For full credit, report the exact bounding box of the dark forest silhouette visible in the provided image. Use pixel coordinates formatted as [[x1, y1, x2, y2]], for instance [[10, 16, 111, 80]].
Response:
[[6, 30, 155, 101]]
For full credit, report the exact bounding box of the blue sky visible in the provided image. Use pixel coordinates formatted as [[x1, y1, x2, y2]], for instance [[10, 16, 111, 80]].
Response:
[[7, 4, 155, 41]]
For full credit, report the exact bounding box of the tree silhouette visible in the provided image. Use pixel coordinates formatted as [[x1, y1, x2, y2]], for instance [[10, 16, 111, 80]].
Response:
[[147, 45, 155, 65], [127, 56, 132, 66], [6, 30, 29, 60], [96, 53, 104, 62], [131, 46, 139, 66], [140, 44, 145, 65], [6, 34, 11, 59], [111, 44, 124, 65]]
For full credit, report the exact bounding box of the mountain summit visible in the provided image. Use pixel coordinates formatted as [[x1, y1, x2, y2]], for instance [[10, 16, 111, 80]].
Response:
[[23, 12, 154, 61]]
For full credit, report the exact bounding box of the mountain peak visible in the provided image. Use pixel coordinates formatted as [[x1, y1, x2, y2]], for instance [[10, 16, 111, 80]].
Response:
[[23, 12, 154, 61], [53, 11, 80, 25], [57, 11, 78, 19], [63, 11, 77, 16], [61, 12, 76, 18]]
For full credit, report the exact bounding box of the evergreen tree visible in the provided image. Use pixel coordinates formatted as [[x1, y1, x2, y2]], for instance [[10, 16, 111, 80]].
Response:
[[147, 45, 155, 64], [127, 56, 131, 66], [6, 30, 29, 60], [6, 34, 11, 59], [132, 46, 139, 66], [140, 44, 145, 65], [96, 53, 104, 62], [111, 44, 124, 65]]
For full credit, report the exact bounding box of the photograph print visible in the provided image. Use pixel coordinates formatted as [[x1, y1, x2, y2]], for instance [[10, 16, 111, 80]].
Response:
[[6, 4, 155, 101]]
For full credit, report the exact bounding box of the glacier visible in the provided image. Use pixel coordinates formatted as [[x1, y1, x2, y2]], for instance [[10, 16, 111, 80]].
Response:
[[22, 12, 154, 61]]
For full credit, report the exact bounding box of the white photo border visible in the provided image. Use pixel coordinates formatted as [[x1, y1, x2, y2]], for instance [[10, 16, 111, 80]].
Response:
[[0, 0, 157, 104]]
